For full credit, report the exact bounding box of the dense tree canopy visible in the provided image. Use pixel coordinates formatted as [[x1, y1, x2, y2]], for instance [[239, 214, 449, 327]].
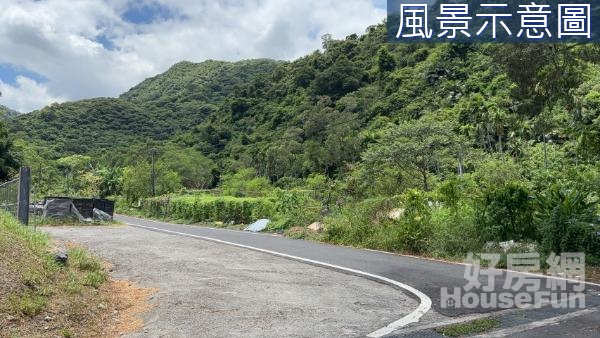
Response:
[[0, 121, 18, 180]]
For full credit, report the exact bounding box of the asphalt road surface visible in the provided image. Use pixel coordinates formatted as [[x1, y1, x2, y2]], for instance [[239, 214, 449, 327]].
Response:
[[116, 215, 600, 337], [45, 225, 421, 338]]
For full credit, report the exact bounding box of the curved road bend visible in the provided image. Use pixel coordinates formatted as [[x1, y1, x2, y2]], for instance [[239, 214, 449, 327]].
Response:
[[116, 215, 600, 336]]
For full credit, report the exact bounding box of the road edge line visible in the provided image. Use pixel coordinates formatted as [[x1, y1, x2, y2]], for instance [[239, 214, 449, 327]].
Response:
[[125, 222, 432, 338], [118, 215, 600, 288]]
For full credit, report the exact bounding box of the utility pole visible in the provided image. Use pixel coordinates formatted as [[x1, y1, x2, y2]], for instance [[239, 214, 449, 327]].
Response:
[[17, 167, 30, 226], [150, 148, 157, 197]]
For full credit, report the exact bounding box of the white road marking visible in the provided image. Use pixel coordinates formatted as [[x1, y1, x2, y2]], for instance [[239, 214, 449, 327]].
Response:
[[121, 215, 600, 289], [120, 215, 600, 337], [362, 249, 600, 288], [471, 308, 598, 338], [125, 222, 432, 338], [399, 293, 591, 335]]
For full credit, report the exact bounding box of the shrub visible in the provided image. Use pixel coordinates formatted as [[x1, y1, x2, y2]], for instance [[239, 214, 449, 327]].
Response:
[[142, 194, 274, 224], [324, 192, 435, 254], [428, 202, 481, 258], [396, 189, 432, 254], [220, 168, 271, 197], [269, 189, 322, 230], [324, 196, 400, 248], [476, 183, 536, 243], [535, 185, 600, 264]]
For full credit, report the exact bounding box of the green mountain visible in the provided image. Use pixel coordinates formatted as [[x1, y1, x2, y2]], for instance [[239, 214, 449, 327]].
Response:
[[0, 105, 18, 121], [10, 59, 280, 156], [122, 59, 280, 105], [10, 23, 600, 181]]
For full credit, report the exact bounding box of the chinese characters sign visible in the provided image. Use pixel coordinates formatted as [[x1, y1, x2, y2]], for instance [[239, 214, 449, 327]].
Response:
[[387, 0, 598, 43]]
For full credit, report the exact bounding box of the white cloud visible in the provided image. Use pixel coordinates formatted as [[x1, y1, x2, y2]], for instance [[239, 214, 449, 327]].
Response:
[[0, 0, 386, 113], [0, 76, 65, 113]]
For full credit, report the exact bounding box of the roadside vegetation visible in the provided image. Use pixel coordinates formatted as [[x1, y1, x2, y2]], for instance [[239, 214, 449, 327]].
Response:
[[435, 318, 501, 337], [2, 23, 599, 267], [0, 212, 150, 337], [0, 212, 108, 336]]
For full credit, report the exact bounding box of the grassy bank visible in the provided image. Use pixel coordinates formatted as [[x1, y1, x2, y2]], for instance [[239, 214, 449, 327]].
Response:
[[0, 212, 110, 337]]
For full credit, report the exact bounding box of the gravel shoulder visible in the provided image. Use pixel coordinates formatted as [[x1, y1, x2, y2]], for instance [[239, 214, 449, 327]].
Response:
[[43, 226, 418, 338]]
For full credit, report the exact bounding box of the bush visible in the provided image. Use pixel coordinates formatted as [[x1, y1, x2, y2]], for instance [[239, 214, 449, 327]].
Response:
[[428, 202, 481, 258], [269, 189, 322, 230], [324, 191, 433, 254], [476, 183, 536, 243], [397, 189, 432, 254], [220, 168, 271, 197], [142, 194, 274, 224], [535, 185, 600, 263], [324, 196, 400, 248]]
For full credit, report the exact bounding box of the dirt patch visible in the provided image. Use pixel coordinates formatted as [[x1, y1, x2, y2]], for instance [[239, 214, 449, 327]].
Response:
[[587, 266, 600, 285], [101, 280, 157, 337]]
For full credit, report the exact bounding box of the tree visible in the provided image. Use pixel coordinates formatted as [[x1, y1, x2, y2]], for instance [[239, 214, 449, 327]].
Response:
[[122, 162, 181, 203], [97, 166, 123, 198], [364, 117, 465, 191], [56, 155, 96, 196], [220, 168, 271, 197], [0, 121, 18, 180], [160, 146, 217, 189], [312, 56, 362, 98], [376, 46, 397, 81]]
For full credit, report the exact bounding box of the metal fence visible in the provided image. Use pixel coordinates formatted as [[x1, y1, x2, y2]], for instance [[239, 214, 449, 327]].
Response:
[[0, 178, 18, 218], [0, 167, 30, 225]]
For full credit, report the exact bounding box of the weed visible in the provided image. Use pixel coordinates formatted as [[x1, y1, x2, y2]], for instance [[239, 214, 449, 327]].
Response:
[[68, 247, 102, 272], [64, 272, 83, 294], [84, 271, 107, 289], [9, 292, 48, 317], [60, 328, 75, 338], [435, 318, 501, 337]]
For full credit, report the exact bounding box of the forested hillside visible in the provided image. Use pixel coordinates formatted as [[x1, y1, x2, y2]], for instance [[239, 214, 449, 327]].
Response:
[[7, 22, 600, 263], [0, 105, 18, 121], [10, 59, 280, 156]]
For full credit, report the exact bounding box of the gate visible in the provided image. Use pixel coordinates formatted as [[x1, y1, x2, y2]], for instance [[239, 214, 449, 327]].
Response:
[[0, 167, 30, 225]]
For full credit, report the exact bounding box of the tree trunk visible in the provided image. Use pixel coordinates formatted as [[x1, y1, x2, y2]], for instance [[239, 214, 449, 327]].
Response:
[[543, 134, 548, 168], [422, 170, 429, 191]]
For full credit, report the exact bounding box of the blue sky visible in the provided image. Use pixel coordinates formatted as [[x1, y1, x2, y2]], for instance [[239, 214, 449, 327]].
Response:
[[0, 0, 386, 113], [122, 2, 179, 25], [0, 64, 47, 87], [374, 0, 387, 10]]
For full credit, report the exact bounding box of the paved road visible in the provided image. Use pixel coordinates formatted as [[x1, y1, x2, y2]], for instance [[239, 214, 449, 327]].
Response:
[[117, 215, 600, 337], [46, 226, 418, 338]]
